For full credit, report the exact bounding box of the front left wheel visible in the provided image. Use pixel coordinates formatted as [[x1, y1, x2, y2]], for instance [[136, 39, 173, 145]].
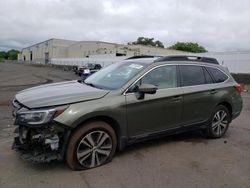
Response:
[[66, 121, 117, 170]]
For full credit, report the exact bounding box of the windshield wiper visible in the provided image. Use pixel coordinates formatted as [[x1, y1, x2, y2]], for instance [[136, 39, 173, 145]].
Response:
[[83, 80, 93, 86], [84, 82, 95, 87], [84, 81, 103, 89]]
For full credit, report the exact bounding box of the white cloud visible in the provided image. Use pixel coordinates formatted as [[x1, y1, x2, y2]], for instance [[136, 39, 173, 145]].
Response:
[[0, 0, 250, 51]]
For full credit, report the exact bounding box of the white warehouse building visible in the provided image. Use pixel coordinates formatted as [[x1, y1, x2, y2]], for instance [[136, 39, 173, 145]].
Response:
[[18, 38, 182, 66]]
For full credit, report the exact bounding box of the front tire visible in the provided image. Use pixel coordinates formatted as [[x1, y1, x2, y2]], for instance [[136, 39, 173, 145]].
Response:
[[66, 121, 117, 170], [206, 105, 231, 138]]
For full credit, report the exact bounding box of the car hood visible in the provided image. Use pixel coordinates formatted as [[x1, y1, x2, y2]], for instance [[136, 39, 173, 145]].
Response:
[[15, 80, 109, 108]]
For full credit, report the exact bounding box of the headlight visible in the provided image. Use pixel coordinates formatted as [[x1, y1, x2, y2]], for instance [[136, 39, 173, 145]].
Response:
[[17, 106, 68, 125]]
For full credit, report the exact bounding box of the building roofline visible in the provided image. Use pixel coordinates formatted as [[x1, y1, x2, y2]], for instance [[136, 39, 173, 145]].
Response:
[[67, 40, 128, 48], [22, 39, 52, 50], [21, 38, 183, 53], [67, 40, 182, 53], [130, 44, 182, 51], [22, 38, 77, 50]]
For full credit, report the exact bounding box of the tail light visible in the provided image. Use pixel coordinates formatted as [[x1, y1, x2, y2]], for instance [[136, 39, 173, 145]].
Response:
[[234, 84, 241, 92]]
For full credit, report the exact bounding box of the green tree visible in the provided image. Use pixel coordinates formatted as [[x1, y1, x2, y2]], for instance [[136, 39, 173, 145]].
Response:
[[129, 37, 165, 48], [6, 49, 20, 60], [0, 49, 20, 61], [169, 42, 207, 53], [0, 51, 7, 58], [154, 40, 164, 48], [0, 51, 7, 62]]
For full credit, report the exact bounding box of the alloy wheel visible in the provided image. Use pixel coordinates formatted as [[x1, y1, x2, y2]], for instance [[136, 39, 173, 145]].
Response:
[[76, 130, 112, 168], [212, 110, 228, 136]]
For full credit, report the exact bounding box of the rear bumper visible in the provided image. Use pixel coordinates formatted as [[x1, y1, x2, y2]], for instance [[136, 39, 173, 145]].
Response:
[[232, 110, 242, 120], [231, 93, 243, 120]]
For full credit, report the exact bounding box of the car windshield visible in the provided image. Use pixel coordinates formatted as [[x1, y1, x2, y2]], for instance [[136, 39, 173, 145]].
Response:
[[84, 62, 147, 90]]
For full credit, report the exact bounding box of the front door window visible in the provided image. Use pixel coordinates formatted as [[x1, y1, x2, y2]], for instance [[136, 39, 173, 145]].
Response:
[[128, 65, 177, 93]]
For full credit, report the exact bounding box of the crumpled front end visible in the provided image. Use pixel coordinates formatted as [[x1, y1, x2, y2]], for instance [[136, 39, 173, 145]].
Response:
[[12, 124, 67, 163], [12, 99, 70, 163]]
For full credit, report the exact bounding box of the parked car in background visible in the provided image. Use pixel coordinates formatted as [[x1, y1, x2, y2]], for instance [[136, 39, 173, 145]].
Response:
[[74, 63, 102, 76], [86, 63, 102, 73], [12, 55, 242, 170], [80, 67, 91, 81]]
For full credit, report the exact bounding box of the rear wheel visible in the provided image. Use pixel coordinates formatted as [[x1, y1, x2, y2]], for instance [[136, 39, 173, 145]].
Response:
[[206, 105, 230, 138], [66, 121, 117, 170]]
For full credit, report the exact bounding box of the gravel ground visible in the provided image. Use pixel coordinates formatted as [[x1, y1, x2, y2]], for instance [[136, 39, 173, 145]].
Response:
[[0, 62, 250, 188]]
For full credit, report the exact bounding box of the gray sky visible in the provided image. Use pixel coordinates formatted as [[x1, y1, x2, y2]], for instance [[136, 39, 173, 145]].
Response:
[[0, 0, 250, 52]]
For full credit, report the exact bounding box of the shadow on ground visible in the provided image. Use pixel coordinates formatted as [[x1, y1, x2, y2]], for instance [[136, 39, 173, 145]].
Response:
[[22, 130, 216, 171]]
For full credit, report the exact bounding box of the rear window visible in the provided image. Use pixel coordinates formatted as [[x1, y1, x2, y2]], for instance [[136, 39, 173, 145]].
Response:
[[206, 67, 228, 83], [180, 65, 206, 86]]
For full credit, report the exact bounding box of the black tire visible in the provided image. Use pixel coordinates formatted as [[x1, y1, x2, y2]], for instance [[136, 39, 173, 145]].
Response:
[[206, 105, 231, 138], [66, 121, 117, 170]]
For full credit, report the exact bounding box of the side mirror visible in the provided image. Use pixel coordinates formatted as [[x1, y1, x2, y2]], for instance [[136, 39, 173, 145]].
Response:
[[139, 84, 157, 94], [136, 84, 157, 99]]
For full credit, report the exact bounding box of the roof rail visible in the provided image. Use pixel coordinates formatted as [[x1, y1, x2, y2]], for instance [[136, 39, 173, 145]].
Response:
[[125, 55, 163, 60], [154, 55, 219, 64]]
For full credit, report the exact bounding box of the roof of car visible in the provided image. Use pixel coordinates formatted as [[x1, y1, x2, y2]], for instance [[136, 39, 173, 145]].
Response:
[[122, 57, 159, 64], [125, 55, 163, 60], [155, 55, 219, 64], [123, 55, 220, 66]]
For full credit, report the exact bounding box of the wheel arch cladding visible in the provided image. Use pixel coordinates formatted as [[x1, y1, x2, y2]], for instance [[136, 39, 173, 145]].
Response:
[[217, 101, 232, 121], [72, 115, 122, 148]]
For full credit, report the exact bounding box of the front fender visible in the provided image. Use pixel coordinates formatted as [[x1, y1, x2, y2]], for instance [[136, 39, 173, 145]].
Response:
[[54, 95, 128, 137]]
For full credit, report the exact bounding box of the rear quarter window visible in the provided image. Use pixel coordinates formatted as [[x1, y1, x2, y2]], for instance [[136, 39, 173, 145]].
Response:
[[206, 67, 228, 83]]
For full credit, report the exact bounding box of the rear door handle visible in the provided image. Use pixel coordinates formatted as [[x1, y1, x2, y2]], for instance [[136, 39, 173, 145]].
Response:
[[210, 89, 218, 94], [172, 95, 182, 102]]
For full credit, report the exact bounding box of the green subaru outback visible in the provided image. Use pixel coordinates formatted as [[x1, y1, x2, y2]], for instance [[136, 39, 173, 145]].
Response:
[[12, 55, 242, 170]]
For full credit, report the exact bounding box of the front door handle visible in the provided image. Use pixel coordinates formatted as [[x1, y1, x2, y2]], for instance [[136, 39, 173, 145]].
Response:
[[210, 89, 218, 94], [172, 95, 182, 102]]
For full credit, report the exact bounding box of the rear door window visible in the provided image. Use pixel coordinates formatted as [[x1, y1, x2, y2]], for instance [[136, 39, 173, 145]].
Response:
[[206, 67, 228, 83], [180, 65, 206, 86]]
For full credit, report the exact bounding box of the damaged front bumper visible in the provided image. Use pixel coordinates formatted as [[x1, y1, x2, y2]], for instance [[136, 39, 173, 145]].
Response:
[[12, 123, 70, 163]]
